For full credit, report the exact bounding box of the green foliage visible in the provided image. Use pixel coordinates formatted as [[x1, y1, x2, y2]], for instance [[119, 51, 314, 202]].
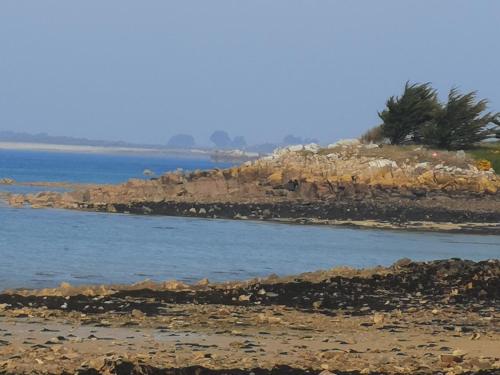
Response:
[[379, 82, 440, 144], [423, 89, 500, 150], [378, 82, 500, 150]]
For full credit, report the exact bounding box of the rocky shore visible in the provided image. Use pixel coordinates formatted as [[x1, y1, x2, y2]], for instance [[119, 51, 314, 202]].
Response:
[[0, 259, 499, 374], [4, 142, 500, 234]]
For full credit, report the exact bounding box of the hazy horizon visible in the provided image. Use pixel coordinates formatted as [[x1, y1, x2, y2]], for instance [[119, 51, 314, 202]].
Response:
[[1, 1, 499, 146]]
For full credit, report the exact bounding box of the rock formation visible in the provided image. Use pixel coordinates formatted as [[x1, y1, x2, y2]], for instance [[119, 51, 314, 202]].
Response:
[[7, 143, 500, 232]]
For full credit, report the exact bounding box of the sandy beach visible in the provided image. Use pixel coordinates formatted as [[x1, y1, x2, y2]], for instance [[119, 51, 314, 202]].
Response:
[[0, 142, 210, 157]]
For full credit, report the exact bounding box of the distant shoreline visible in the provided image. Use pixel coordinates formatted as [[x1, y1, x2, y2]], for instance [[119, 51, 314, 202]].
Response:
[[0, 141, 214, 158]]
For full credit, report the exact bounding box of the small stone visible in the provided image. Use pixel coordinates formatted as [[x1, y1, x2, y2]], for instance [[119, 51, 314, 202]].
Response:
[[440, 354, 463, 364], [394, 258, 412, 268], [193, 352, 211, 360], [373, 313, 385, 325], [131, 309, 145, 319], [162, 280, 189, 290], [88, 357, 106, 369], [469, 358, 492, 370], [470, 332, 481, 340], [313, 301, 323, 309], [452, 349, 467, 358], [262, 209, 272, 217], [196, 278, 210, 286]]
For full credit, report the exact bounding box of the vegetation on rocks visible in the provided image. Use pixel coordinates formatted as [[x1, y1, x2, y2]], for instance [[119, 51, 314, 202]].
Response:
[[359, 125, 384, 144], [376, 82, 500, 150], [468, 141, 500, 173], [379, 82, 440, 145], [7, 141, 500, 233]]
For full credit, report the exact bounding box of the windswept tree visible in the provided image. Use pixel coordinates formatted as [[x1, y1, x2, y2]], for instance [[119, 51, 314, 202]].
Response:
[[423, 89, 500, 149], [379, 82, 440, 144], [371, 82, 500, 149]]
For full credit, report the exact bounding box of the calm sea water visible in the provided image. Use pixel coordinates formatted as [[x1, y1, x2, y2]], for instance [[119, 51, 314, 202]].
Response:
[[0, 149, 231, 184], [0, 149, 499, 290]]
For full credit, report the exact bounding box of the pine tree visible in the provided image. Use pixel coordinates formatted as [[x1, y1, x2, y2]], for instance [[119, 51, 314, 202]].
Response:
[[379, 82, 440, 144], [423, 89, 500, 150]]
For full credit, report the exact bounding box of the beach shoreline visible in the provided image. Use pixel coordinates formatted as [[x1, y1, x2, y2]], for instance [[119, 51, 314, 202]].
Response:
[[0, 141, 213, 158], [3, 141, 500, 235], [1, 259, 498, 374]]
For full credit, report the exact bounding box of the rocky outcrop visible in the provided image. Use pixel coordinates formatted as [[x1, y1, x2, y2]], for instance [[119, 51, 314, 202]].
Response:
[[7, 144, 500, 231]]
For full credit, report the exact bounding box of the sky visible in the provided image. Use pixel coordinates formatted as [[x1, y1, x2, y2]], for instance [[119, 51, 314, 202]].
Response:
[[0, 1, 499, 146]]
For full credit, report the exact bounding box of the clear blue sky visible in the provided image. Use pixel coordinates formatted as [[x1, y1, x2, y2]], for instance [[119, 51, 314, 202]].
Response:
[[0, 1, 499, 146]]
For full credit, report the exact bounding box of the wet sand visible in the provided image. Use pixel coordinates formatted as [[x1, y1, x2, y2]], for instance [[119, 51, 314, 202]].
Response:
[[0, 259, 499, 374]]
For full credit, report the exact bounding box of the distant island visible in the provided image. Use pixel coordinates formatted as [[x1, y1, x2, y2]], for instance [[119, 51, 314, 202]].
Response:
[[0, 130, 163, 149], [0, 131, 261, 162], [0, 130, 327, 163]]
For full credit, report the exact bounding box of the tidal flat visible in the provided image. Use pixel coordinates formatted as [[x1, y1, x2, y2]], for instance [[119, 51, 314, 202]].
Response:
[[0, 259, 499, 374]]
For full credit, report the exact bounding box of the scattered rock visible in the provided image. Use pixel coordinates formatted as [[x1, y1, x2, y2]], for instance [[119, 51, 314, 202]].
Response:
[[0, 178, 15, 185], [440, 354, 463, 364]]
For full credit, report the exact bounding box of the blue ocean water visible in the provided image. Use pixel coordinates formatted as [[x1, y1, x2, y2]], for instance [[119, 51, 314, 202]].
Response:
[[0, 149, 231, 184], [0, 149, 499, 290]]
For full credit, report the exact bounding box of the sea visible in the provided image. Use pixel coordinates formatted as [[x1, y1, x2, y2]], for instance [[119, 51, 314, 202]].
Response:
[[0, 149, 499, 290]]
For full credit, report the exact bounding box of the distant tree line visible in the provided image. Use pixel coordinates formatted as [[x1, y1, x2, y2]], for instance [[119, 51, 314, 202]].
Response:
[[167, 131, 247, 150], [209, 131, 247, 149], [167, 131, 319, 152], [166, 134, 196, 149], [363, 82, 500, 149]]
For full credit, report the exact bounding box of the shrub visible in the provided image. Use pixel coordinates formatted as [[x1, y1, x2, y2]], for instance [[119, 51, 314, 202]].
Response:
[[360, 125, 385, 144]]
